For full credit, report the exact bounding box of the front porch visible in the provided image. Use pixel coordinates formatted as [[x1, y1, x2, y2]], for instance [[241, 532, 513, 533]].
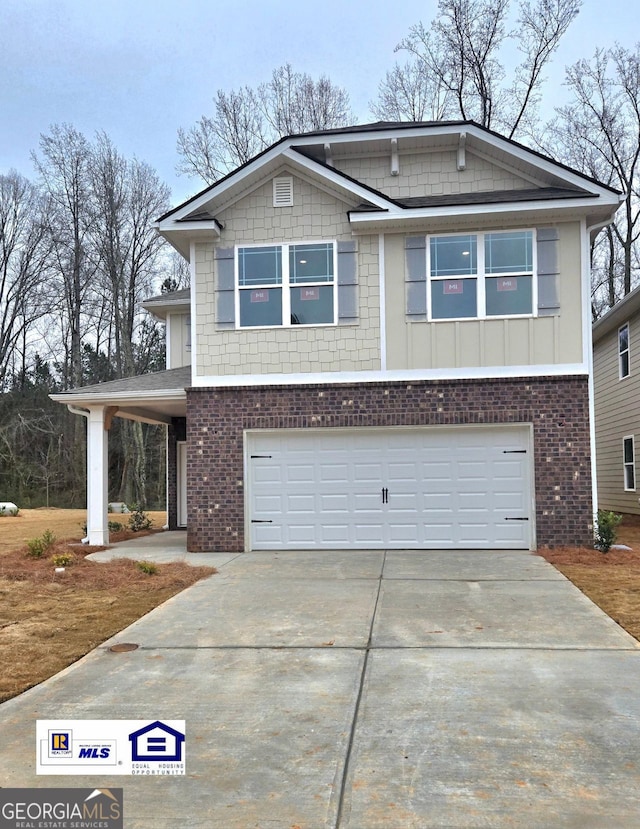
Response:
[[50, 367, 189, 545]]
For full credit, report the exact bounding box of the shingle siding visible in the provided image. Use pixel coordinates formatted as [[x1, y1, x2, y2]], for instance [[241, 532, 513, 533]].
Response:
[[185, 376, 591, 552]]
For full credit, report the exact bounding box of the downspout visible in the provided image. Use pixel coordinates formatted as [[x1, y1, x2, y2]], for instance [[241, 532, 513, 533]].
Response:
[[584, 216, 618, 526], [66, 404, 91, 543]]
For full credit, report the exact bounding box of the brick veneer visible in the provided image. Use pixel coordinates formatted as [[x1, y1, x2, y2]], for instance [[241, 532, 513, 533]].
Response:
[[185, 376, 592, 552], [167, 418, 186, 530]]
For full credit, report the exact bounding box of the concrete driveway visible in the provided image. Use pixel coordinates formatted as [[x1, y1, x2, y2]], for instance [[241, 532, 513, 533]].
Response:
[[2, 541, 640, 827]]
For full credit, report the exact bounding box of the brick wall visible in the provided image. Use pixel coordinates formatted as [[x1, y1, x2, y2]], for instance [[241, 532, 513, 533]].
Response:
[[186, 376, 591, 552], [167, 417, 186, 530]]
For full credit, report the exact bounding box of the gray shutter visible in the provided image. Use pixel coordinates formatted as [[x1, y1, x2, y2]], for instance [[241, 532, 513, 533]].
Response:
[[536, 228, 560, 316], [214, 247, 235, 329], [405, 236, 427, 320], [337, 240, 358, 324]]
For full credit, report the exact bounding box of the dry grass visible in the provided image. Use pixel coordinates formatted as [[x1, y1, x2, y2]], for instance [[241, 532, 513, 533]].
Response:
[[539, 513, 640, 641], [0, 510, 215, 703], [0, 507, 167, 552]]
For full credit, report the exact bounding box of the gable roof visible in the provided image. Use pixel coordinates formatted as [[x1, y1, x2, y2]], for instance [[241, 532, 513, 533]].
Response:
[[593, 284, 640, 344], [155, 120, 622, 256]]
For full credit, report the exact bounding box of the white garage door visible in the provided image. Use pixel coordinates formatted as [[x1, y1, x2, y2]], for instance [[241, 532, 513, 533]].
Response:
[[247, 427, 532, 550]]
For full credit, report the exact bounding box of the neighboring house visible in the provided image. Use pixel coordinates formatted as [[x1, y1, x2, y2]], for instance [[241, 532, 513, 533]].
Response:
[[52, 120, 621, 552], [593, 285, 640, 516]]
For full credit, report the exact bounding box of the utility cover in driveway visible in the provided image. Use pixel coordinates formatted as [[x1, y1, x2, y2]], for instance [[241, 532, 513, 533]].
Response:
[[247, 426, 532, 550]]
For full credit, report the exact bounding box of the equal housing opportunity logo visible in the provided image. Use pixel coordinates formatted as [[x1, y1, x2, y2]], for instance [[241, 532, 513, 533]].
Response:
[[36, 720, 186, 775], [0, 788, 123, 829]]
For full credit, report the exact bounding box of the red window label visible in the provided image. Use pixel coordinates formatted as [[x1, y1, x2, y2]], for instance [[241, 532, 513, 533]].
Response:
[[250, 290, 269, 303], [443, 280, 464, 295], [497, 278, 517, 292], [300, 287, 319, 301]]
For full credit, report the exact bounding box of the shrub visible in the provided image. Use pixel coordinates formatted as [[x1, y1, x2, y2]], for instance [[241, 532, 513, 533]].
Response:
[[108, 521, 124, 532], [136, 560, 158, 575], [26, 529, 56, 558], [594, 510, 623, 553], [52, 553, 75, 567], [128, 506, 152, 533]]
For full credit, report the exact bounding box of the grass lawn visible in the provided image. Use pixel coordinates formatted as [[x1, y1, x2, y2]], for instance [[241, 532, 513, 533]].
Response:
[[0, 508, 638, 704], [0, 508, 215, 703]]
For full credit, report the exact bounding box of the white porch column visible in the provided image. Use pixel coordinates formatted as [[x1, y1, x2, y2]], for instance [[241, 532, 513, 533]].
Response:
[[87, 407, 109, 545]]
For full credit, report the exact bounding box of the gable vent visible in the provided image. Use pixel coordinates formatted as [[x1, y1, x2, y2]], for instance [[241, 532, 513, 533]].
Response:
[[273, 176, 293, 207]]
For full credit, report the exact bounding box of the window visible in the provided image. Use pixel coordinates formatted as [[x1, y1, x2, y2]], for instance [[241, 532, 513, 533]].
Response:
[[428, 230, 534, 320], [619, 323, 630, 379], [237, 242, 336, 328], [624, 436, 635, 491]]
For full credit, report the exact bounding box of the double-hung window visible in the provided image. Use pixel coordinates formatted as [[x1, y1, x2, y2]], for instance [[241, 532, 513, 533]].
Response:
[[619, 323, 630, 379], [429, 230, 534, 320], [624, 436, 636, 491], [237, 242, 336, 328]]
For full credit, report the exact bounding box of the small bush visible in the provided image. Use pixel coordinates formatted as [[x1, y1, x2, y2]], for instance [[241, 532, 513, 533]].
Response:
[[108, 521, 124, 532], [136, 560, 158, 575], [128, 506, 152, 533], [26, 529, 57, 559], [594, 509, 623, 553], [52, 553, 75, 567]]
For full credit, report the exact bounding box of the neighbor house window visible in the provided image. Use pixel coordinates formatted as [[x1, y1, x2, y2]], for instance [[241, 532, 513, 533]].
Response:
[[619, 323, 630, 379], [429, 230, 534, 320], [237, 242, 336, 328], [624, 436, 635, 491]]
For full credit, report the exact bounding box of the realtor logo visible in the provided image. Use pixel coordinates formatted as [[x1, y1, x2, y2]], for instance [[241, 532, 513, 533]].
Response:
[[50, 733, 69, 751], [128, 721, 185, 762]]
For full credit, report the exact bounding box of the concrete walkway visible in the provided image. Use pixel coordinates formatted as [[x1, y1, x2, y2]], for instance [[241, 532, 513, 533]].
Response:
[[2, 541, 640, 828]]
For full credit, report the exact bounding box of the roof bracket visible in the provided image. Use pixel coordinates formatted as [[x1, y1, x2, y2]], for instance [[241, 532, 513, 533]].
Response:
[[457, 132, 467, 171], [390, 138, 399, 176], [324, 143, 333, 167]]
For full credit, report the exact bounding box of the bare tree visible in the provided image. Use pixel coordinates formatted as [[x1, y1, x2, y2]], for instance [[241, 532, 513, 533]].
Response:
[[177, 64, 353, 184], [371, 60, 453, 122], [546, 45, 640, 313], [389, 0, 580, 138], [0, 172, 51, 389], [32, 124, 95, 389]]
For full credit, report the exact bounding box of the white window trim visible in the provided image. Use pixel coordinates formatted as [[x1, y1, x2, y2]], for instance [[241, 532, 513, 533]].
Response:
[[234, 240, 338, 330], [624, 435, 636, 491], [619, 322, 630, 380], [426, 229, 538, 322]]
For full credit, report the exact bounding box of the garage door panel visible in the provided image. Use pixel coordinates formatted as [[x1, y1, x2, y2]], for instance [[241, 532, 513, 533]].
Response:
[[248, 427, 532, 550]]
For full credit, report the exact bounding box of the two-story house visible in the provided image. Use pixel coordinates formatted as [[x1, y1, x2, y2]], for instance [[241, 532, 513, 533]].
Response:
[[53, 121, 621, 552], [593, 284, 640, 516]]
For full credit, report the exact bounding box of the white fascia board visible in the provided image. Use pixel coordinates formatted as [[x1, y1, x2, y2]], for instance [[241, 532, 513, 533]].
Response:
[[348, 195, 621, 227], [191, 363, 588, 388], [50, 389, 186, 406], [154, 220, 221, 235], [280, 149, 400, 211]]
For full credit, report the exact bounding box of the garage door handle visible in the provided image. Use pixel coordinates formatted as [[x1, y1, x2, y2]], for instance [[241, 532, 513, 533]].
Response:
[[505, 517, 529, 521], [251, 455, 272, 459], [251, 519, 273, 523], [381, 487, 388, 504], [503, 450, 526, 454]]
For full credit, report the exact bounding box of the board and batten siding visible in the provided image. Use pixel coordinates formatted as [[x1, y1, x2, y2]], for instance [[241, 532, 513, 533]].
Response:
[[594, 314, 640, 515], [383, 221, 583, 370], [167, 313, 191, 369], [193, 173, 381, 379]]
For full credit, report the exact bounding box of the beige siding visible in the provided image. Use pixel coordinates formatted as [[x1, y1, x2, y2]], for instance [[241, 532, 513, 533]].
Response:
[[194, 174, 381, 378], [384, 222, 584, 370], [594, 315, 640, 514], [334, 149, 532, 200], [167, 313, 191, 369]]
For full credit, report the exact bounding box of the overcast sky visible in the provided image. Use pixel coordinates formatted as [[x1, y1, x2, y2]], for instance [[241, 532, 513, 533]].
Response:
[[0, 0, 633, 207]]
